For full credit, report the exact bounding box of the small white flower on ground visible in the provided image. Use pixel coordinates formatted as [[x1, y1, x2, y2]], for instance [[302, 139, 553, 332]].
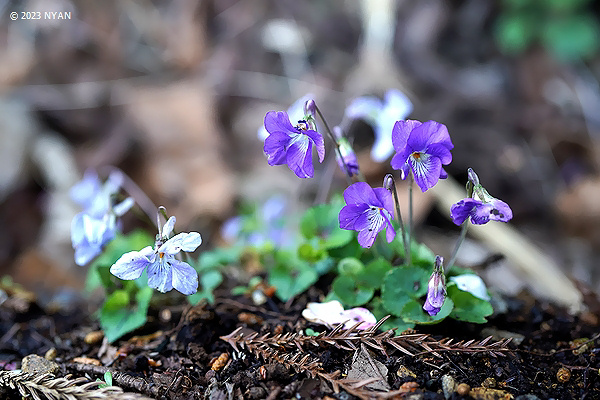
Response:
[[302, 300, 377, 330]]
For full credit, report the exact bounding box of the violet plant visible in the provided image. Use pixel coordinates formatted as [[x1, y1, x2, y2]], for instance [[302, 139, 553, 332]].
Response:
[[70, 90, 515, 342], [70, 170, 219, 342], [250, 93, 513, 332]]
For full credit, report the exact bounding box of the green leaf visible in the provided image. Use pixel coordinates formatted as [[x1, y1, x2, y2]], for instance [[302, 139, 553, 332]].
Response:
[[327, 235, 362, 259], [198, 247, 242, 271], [381, 267, 430, 316], [400, 298, 454, 325], [332, 275, 374, 307], [546, 0, 592, 12], [337, 257, 365, 277], [188, 269, 223, 304], [299, 201, 353, 249], [495, 13, 537, 55], [410, 242, 436, 268], [100, 287, 153, 343], [103, 371, 113, 386], [370, 297, 415, 334], [314, 258, 335, 275], [298, 241, 325, 262], [379, 316, 415, 334], [102, 290, 129, 312], [542, 14, 600, 61], [355, 259, 392, 289], [448, 285, 494, 323], [269, 260, 318, 301]]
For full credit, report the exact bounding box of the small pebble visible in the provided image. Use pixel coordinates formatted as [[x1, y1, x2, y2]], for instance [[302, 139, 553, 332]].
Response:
[[441, 375, 456, 399], [84, 330, 104, 345], [482, 377, 497, 388], [44, 348, 57, 361], [396, 365, 417, 379], [72, 356, 101, 366], [556, 367, 571, 383], [456, 383, 470, 396], [22, 354, 60, 375], [246, 386, 266, 399]]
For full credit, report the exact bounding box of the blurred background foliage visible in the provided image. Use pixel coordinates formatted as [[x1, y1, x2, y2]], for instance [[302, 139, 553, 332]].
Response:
[[1, 0, 600, 310]]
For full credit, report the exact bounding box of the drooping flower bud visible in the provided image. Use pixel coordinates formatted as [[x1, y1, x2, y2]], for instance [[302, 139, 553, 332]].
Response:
[[423, 255, 446, 316], [383, 174, 394, 191], [333, 126, 360, 177], [304, 99, 316, 118], [450, 168, 513, 226]]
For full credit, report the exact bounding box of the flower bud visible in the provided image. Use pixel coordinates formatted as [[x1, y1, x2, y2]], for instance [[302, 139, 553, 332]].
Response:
[[304, 99, 316, 118], [383, 174, 394, 191], [423, 255, 446, 316], [467, 168, 480, 186]]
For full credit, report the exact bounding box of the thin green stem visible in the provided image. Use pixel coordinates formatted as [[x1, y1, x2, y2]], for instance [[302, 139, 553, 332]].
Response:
[[385, 174, 408, 260], [407, 173, 413, 267], [447, 220, 469, 271], [314, 105, 353, 186]]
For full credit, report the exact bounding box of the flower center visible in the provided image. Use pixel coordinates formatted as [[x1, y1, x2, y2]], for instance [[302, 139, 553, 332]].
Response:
[[366, 206, 385, 232], [411, 151, 422, 161], [295, 120, 309, 131], [159, 252, 165, 259]]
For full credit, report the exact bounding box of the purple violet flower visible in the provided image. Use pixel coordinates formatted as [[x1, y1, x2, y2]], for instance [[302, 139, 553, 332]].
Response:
[[258, 94, 314, 140], [333, 126, 360, 177], [70, 170, 134, 266], [339, 182, 396, 248], [263, 110, 325, 178], [110, 215, 201, 295], [450, 169, 513, 225], [390, 120, 454, 192], [423, 256, 446, 316], [345, 89, 413, 162]]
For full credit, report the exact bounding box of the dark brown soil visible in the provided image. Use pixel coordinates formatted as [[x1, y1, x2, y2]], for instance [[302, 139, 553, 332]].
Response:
[[1, 284, 599, 400]]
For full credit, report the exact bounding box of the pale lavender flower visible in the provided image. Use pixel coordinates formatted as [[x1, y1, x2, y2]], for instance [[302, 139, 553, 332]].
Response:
[[339, 182, 395, 248], [345, 89, 413, 162], [70, 170, 134, 266], [110, 214, 201, 295], [423, 256, 446, 316]]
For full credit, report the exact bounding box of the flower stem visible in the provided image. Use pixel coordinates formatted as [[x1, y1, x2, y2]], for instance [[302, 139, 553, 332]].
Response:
[[384, 174, 409, 260], [100, 166, 158, 228], [407, 173, 413, 267], [314, 105, 353, 186], [447, 220, 468, 271]]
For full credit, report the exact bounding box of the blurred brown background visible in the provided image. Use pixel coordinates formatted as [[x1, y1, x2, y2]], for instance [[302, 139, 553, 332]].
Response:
[[1, 0, 600, 302]]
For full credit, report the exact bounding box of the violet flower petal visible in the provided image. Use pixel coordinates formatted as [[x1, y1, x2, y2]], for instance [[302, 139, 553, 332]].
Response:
[[170, 259, 199, 295], [339, 204, 369, 230], [147, 259, 174, 293], [410, 153, 442, 192], [110, 246, 154, 280], [304, 129, 325, 163], [264, 131, 291, 166], [286, 135, 313, 178]]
